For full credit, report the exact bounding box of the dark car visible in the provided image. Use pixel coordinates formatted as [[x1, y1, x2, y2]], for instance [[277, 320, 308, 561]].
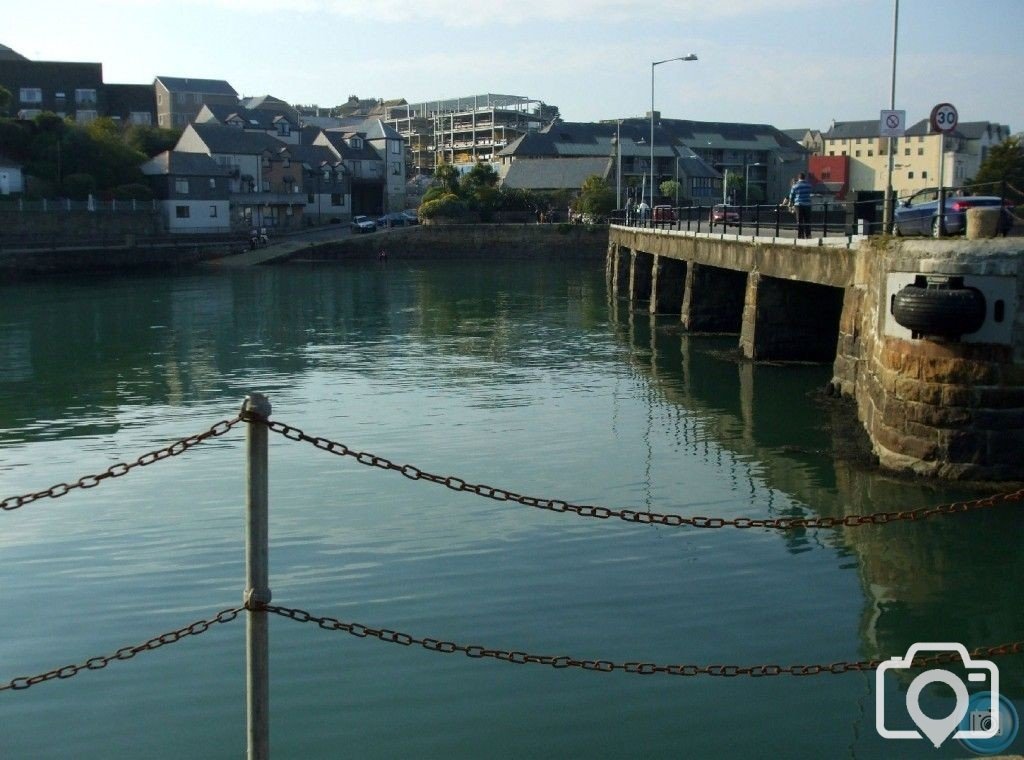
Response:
[[709, 204, 740, 227], [377, 212, 409, 228], [893, 189, 1013, 237], [401, 210, 420, 225]]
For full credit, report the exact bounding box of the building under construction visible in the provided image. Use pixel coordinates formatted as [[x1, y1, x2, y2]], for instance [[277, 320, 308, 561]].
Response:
[[385, 94, 558, 174]]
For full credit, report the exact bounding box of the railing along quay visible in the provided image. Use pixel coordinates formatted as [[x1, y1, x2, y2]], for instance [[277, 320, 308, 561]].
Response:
[[3, 394, 1023, 759]]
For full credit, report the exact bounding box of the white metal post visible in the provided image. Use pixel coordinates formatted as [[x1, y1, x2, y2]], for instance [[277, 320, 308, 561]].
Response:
[[244, 393, 272, 760]]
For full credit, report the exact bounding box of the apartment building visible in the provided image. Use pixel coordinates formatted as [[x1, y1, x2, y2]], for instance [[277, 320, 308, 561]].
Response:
[[386, 94, 558, 173], [822, 119, 1011, 198], [154, 76, 239, 129], [0, 54, 105, 122]]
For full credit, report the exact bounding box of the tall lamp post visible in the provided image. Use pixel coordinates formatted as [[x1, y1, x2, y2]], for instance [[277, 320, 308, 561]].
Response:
[[744, 162, 763, 206], [613, 119, 623, 210], [883, 0, 900, 233], [651, 54, 697, 208]]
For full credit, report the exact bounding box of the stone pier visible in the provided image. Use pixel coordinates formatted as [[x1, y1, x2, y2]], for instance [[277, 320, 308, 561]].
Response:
[[608, 225, 1024, 479]]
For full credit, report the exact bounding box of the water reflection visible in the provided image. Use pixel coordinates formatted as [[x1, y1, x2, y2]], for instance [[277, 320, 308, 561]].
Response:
[[609, 302, 1024, 698]]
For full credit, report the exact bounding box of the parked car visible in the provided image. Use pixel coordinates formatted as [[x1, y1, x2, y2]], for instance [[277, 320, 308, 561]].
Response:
[[402, 210, 420, 225], [377, 211, 409, 228], [350, 215, 377, 233], [709, 204, 740, 227], [893, 189, 1013, 237], [652, 205, 677, 223]]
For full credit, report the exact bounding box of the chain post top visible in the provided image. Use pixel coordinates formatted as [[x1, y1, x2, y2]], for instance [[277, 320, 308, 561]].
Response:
[[242, 393, 272, 421]]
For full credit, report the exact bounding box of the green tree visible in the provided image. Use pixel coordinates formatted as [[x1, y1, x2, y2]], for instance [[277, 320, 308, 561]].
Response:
[[460, 161, 499, 192], [419, 192, 469, 220], [575, 175, 615, 217], [125, 124, 182, 158], [973, 137, 1024, 195], [659, 179, 681, 203], [434, 163, 460, 194]]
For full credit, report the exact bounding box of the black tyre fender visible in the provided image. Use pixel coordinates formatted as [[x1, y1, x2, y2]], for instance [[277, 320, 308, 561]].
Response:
[[893, 283, 986, 338]]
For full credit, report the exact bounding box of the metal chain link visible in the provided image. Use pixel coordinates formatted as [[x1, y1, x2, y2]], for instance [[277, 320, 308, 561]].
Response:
[[254, 418, 1024, 530], [1, 415, 243, 513], [0, 607, 242, 692], [262, 603, 1024, 677]]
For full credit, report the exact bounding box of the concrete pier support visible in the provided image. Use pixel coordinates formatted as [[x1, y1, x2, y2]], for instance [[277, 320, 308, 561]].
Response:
[[610, 245, 631, 299], [740, 274, 844, 361], [651, 256, 687, 315], [681, 263, 747, 332], [630, 250, 654, 305]]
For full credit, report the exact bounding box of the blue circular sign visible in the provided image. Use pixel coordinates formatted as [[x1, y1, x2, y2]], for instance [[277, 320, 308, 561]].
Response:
[[958, 692, 1019, 755]]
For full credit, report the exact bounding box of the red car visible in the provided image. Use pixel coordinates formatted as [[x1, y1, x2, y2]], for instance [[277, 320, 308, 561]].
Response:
[[709, 204, 740, 226], [652, 205, 677, 223]]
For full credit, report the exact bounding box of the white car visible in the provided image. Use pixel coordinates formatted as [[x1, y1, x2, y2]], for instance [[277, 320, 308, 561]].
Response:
[[350, 215, 377, 233]]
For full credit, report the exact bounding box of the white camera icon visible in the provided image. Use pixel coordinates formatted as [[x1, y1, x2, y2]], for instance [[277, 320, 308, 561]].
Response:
[[875, 642, 1000, 748]]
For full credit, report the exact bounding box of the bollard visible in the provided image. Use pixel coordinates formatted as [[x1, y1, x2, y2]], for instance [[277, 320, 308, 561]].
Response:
[[244, 393, 272, 760]]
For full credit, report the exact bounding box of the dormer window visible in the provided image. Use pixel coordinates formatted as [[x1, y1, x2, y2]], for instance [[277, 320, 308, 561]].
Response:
[[349, 137, 362, 149], [277, 122, 291, 136], [262, 156, 270, 168]]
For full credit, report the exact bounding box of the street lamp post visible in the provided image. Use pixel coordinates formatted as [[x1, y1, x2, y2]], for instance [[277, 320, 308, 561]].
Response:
[[651, 54, 697, 208], [744, 162, 763, 207], [614, 119, 623, 210], [883, 0, 900, 233]]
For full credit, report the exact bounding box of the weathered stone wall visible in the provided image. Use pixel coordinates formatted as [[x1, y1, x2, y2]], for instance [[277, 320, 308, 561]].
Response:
[[838, 238, 1024, 479], [291, 224, 608, 261], [0, 209, 163, 240]]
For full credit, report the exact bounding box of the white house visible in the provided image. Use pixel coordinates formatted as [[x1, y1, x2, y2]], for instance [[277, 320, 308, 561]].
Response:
[[0, 155, 25, 195]]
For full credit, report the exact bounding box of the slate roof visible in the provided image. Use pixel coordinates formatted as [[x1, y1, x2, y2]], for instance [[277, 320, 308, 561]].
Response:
[[360, 118, 403, 140], [823, 120, 880, 140], [827, 118, 1009, 141], [201, 103, 297, 130], [286, 144, 341, 168], [188, 122, 286, 154], [318, 129, 381, 160], [501, 157, 611, 191], [0, 43, 28, 61], [140, 150, 231, 176], [155, 76, 237, 97]]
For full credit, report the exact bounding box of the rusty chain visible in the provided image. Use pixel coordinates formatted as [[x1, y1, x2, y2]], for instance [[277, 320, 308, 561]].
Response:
[[261, 603, 1024, 677], [1, 414, 243, 513], [0, 607, 242, 692], [253, 418, 1024, 530]]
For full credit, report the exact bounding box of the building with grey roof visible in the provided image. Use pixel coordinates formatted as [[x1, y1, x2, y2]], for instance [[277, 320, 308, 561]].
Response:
[[498, 119, 721, 205], [196, 103, 299, 143], [140, 150, 231, 233], [154, 76, 239, 129], [0, 57, 104, 122]]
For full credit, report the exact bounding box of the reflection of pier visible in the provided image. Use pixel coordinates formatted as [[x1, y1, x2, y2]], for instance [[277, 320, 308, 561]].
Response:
[[609, 303, 1024, 693], [607, 225, 1024, 480]]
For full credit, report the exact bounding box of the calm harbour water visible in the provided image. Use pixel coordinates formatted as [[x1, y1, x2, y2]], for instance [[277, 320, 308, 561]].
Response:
[[1, 259, 1022, 759]]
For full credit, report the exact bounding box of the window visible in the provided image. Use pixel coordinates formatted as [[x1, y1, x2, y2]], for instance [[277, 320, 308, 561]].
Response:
[[908, 171, 914, 179], [277, 122, 291, 136], [918, 136, 924, 143], [331, 193, 342, 206], [904, 148, 910, 156], [130, 112, 152, 125], [282, 158, 290, 168], [390, 141, 401, 154], [307, 193, 314, 204], [841, 151, 847, 156], [855, 150, 861, 157], [158, 93, 163, 105], [175, 206, 190, 218], [867, 150, 873, 157], [209, 178, 216, 189], [177, 92, 187, 104], [262, 180, 269, 191], [917, 148, 924, 156], [350, 137, 362, 149], [855, 138, 861, 144], [209, 206, 218, 218], [391, 162, 401, 176], [261, 156, 270, 168], [75, 89, 97, 106], [922, 171, 928, 179], [76, 110, 98, 124], [828, 151, 835, 156], [175, 178, 189, 194], [17, 109, 41, 119], [19, 87, 42, 103]]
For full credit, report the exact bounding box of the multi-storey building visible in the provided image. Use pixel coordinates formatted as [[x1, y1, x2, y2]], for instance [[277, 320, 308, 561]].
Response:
[[0, 53, 105, 123], [154, 76, 238, 129], [821, 119, 1011, 198], [386, 94, 558, 173]]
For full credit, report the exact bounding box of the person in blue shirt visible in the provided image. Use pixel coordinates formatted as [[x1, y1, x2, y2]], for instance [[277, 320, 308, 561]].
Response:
[[788, 173, 813, 239]]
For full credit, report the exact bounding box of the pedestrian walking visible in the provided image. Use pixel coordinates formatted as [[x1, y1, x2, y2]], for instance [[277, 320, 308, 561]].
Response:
[[788, 173, 813, 239]]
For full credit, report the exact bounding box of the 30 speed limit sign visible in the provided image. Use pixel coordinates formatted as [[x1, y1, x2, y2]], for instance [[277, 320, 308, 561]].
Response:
[[930, 103, 958, 133]]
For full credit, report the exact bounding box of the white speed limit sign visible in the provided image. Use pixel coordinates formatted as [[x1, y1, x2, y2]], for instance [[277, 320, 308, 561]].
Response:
[[930, 103, 958, 133]]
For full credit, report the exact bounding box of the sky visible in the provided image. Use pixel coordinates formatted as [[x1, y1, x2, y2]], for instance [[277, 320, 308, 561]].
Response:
[[4, 0, 1023, 133]]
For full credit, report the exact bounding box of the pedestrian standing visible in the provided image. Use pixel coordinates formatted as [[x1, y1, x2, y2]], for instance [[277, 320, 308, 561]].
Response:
[[788, 173, 813, 239]]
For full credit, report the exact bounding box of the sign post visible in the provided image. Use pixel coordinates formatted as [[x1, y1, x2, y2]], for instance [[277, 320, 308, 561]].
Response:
[[930, 103, 958, 237]]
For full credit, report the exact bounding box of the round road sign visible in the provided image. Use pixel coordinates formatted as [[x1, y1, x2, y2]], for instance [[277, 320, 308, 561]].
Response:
[[930, 103, 958, 133]]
